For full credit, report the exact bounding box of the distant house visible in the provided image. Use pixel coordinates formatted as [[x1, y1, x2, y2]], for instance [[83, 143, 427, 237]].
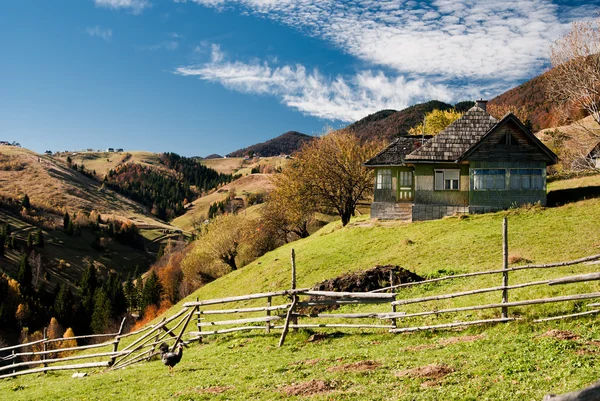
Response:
[[107, 148, 115, 153], [116, 148, 124, 152], [0, 141, 10, 146], [44, 150, 53, 155], [364, 100, 558, 221]]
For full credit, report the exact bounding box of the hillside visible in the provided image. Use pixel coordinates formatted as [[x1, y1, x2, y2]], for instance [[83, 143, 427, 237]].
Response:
[[52, 150, 163, 177], [5, 173, 600, 400], [347, 100, 454, 141], [171, 173, 275, 230], [488, 68, 588, 131], [227, 131, 314, 157]]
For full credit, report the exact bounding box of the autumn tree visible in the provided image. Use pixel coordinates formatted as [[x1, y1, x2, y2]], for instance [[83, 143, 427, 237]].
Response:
[[408, 109, 463, 136], [199, 213, 253, 271], [548, 17, 600, 129], [287, 129, 381, 226]]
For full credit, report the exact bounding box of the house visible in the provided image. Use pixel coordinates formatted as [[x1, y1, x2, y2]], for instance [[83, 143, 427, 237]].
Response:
[[0, 141, 11, 146], [364, 100, 558, 221], [107, 148, 115, 153]]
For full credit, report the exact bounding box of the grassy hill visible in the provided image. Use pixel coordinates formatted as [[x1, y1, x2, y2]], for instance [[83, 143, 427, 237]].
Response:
[[52, 150, 163, 177], [4, 174, 600, 400], [171, 173, 275, 231]]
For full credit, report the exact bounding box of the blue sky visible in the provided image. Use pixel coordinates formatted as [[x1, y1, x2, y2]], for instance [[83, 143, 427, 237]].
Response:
[[1, 0, 598, 157]]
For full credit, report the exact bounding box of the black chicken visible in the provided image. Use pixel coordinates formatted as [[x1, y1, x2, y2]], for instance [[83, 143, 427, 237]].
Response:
[[159, 342, 183, 374]]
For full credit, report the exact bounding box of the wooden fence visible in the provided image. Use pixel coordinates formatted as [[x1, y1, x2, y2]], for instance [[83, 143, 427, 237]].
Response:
[[2, 218, 600, 379]]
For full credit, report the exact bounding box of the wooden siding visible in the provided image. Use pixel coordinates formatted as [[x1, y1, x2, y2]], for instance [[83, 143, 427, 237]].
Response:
[[413, 164, 469, 206], [469, 161, 547, 208], [465, 120, 554, 163]]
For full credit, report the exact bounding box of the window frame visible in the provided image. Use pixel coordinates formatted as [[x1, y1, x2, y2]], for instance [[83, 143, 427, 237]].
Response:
[[472, 168, 507, 191], [509, 168, 545, 191], [376, 169, 393, 190], [434, 169, 460, 191]]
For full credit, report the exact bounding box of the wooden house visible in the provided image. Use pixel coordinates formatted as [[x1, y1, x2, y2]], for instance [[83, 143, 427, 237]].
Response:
[[364, 100, 558, 221]]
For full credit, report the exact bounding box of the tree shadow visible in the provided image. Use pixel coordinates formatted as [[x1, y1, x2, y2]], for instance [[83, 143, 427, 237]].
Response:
[[547, 186, 600, 207]]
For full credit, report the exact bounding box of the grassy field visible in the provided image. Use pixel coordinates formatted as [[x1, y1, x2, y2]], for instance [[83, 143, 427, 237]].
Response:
[[3, 179, 600, 399], [52, 151, 163, 176], [172, 174, 274, 231], [201, 157, 289, 176]]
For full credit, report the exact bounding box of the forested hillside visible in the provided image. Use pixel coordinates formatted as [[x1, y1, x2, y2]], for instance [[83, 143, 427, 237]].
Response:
[[104, 153, 234, 221], [227, 131, 314, 157]]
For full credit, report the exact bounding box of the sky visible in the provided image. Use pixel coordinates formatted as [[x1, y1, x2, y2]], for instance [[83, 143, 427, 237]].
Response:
[[1, 0, 598, 157]]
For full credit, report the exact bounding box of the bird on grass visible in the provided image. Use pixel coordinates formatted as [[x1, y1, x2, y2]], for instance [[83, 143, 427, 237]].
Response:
[[159, 342, 183, 375]]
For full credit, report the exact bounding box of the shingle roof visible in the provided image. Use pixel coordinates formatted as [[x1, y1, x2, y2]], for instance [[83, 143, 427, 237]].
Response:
[[405, 105, 497, 162], [364, 136, 429, 166]]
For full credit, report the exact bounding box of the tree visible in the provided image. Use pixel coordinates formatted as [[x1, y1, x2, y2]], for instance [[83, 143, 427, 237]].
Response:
[[200, 214, 252, 271], [79, 262, 98, 318], [54, 283, 74, 327], [26, 232, 33, 247], [0, 234, 4, 257], [140, 270, 162, 315], [408, 109, 463, 136], [63, 212, 70, 230], [35, 229, 44, 247], [90, 288, 111, 333], [288, 129, 382, 226], [21, 194, 31, 210], [548, 18, 600, 128], [17, 254, 32, 296]]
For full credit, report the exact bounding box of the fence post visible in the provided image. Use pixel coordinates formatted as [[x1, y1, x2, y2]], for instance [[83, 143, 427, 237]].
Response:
[[42, 327, 47, 370], [11, 350, 16, 374], [266, 296, 272, 334], [196, 297, 202, 344], [109, 317, 127, 366], [291, 249, 298, 331], [502, 217, 509, 319], [389, 270, 397, 328]]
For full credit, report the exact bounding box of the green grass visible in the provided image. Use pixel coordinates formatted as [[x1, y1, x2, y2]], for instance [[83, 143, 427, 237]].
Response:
[[3, 194, 600, 400]]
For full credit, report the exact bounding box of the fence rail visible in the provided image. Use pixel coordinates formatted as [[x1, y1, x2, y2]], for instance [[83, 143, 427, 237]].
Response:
[[2, 217, 600, 379]]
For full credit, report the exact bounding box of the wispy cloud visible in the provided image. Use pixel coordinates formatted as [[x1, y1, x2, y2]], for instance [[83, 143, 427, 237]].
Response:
[[176, 56, 455, 122], [186, 0, 579, 83], [178, 0, 595, 121], [86, 26, 113, 41], [94, 0, 150, 14]]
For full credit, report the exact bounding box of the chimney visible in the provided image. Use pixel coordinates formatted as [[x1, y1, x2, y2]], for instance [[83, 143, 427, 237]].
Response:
[[476, 99, 488, 112]]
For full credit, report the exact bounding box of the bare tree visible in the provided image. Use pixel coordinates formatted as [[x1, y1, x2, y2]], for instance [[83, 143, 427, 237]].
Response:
[[548, 18, 600, 129]]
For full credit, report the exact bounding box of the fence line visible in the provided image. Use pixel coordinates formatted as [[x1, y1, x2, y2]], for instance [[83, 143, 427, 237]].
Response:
[[2, 217, 600, 379]]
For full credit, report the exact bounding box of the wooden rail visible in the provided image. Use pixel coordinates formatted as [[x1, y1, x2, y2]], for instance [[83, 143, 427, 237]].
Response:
[[2, 221, 600, 377]]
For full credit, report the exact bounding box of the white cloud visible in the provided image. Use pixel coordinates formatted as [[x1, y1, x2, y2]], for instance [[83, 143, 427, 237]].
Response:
[[148, 41, 179, 51], [177, 1, 595, 121], [86, 26, 113, 41], [176, 57, 456, 122], [94, 0, 150, 14], [185, 0, 586, 84]]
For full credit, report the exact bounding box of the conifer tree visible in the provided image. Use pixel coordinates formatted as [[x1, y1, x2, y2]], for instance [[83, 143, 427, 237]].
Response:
[[140, 271, 162, 314], [35, 229, 44, 247], [79, 262, 98, 324], [90, 288, 111, 333], [21, 194, 31, 210], [17, 254, 32, 296], [54, 283, 73, 328], [26, 232, 33, 247], [63, 212, 70, 231]]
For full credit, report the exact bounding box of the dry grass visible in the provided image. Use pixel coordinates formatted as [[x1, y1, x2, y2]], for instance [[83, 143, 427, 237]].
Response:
[[172, 173, 275, 230], [0, 147, 175, 230]]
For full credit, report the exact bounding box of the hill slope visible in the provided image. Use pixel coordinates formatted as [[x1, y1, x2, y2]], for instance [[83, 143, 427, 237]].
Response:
[[347, 100, 454, 141], [227, 131, 314, 157], [6, 175, 600, 400]]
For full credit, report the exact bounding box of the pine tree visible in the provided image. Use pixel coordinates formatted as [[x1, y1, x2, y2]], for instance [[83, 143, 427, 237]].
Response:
[[79, 262, 98, 327], [90, 288, 111, 333], [21, 194, 31, 210], [134, 276, 144, 315], [105, 274, 126, 319], [17, 254, 32, 296], [66, 220, 74, 236], [63, 212, 70, 231], [140, 271, 162, 314], [26, 232, 33, 247], [35, 229, 44, 247], [54, 283, 73, 328]]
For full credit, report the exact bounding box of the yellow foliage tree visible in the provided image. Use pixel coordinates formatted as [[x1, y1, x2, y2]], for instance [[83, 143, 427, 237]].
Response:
[[408, 109, 463, 136]]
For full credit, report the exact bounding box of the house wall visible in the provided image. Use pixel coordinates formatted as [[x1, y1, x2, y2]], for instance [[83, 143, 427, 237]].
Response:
[[468, 161, 547, 208], [413, 163, 469, 206], [372, 166, 414, 203], [466, 121, 552, 163]]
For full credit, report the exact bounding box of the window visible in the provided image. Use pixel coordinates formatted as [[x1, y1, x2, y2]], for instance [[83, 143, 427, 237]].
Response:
[[473, 169, 506, 190], [510, 169, 544, 190], [435, 170, 459, 191], [376, 169, 392, 190]]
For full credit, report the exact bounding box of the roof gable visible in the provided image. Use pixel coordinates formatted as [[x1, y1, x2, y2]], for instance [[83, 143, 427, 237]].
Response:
[[461, 113, 558, 164], [405, 106, 497, 162]]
